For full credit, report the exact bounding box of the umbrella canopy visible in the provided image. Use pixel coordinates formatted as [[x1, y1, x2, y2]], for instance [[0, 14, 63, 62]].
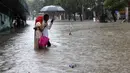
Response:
[[40, 5, 65, 12]]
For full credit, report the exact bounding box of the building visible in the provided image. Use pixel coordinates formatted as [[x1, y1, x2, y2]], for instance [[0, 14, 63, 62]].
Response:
[[0, 0, 29, 31]]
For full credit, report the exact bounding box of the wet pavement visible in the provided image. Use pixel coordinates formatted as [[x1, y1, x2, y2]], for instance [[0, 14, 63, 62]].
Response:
[[0, 20, 130, 73]]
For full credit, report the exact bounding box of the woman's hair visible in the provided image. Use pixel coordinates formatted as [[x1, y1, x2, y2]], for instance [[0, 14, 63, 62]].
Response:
[[43, 14, 49, 22]]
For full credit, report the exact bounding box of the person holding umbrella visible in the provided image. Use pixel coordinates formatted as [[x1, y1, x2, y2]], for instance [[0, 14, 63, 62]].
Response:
[[42, 14, 54, 47]]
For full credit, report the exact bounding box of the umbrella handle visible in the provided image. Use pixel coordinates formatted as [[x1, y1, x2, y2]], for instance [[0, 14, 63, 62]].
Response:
[[51, 19, 54, 23]]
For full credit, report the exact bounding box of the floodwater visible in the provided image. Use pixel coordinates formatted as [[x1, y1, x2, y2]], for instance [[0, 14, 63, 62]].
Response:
[[0, 20, 130, 73]]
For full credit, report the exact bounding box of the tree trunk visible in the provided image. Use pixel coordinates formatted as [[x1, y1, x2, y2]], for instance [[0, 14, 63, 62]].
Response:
[[128, 2, 130, 22], [65, 13, 67, 19], [79, 13, 82, 21], [73, 13, 76, 21], [68, 14, 71, 21]]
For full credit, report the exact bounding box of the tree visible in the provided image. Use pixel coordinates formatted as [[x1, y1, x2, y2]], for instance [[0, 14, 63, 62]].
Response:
[[54, 0, 78, 20], [104, 0, 128, 10], [26, 0, 97, 21], [54, 0, 95, 21], [27, 0, 45, 14], [104, 0, 128, 22]]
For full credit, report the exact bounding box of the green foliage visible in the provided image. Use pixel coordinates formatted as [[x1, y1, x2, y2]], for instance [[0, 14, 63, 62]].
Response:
[[104, 0, 128, 10], [26, 0, 100, 21], [26, 0, 99, 14]]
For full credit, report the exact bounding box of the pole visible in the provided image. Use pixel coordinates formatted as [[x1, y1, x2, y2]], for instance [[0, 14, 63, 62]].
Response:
[[82, 5, 84, 20]]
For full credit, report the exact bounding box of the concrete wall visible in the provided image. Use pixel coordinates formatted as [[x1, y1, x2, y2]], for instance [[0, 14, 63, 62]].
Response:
[[0, 12, 13, 31]]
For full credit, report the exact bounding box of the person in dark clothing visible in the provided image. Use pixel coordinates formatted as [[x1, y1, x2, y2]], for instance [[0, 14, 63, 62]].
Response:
[[111, 10, 117, 22]]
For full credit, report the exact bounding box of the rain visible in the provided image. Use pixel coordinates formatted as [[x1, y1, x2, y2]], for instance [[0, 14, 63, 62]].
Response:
[[0, 0, 130, 73]]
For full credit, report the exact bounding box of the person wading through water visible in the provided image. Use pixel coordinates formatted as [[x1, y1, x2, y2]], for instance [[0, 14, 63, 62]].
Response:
[[34, 14, 54, 49], [42, 14, 54, 47]]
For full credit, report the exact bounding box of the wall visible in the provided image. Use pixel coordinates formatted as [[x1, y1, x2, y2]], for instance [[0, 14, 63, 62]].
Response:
[[0, 12, 13, 32]]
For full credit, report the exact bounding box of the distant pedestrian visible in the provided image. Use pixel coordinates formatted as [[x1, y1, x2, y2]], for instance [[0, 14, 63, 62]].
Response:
[[111, 10, 117, 22]]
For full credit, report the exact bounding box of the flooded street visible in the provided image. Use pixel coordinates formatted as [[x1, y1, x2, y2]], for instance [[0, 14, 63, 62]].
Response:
[[0, 20, 130, 73]]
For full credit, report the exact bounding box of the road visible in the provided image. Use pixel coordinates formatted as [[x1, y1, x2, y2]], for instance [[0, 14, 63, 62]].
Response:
[[0, 20, 130, 73]]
